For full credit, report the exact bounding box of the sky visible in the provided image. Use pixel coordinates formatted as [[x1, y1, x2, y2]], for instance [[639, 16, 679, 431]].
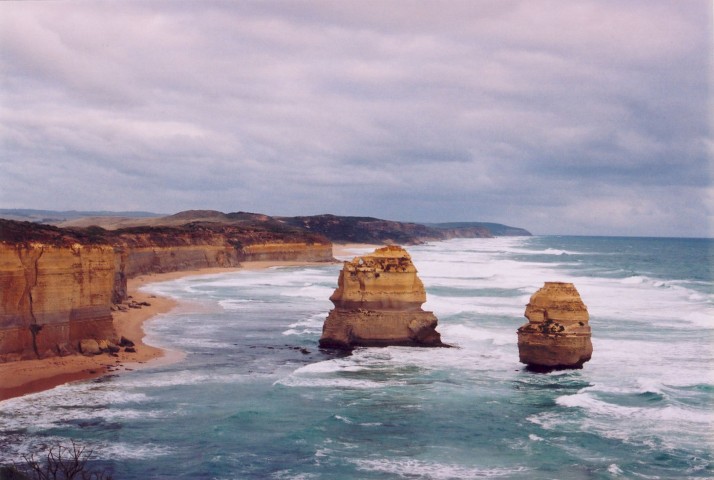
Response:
[[0, 1, 711, 236]]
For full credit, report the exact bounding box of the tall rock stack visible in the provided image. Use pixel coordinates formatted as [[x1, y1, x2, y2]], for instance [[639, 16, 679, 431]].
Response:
[[517, 282, 593, 371], [319, 245, 444, 349]]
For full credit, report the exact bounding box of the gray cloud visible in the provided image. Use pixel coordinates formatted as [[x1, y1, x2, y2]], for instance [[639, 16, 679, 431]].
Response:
[[0, 0, 710, 236]]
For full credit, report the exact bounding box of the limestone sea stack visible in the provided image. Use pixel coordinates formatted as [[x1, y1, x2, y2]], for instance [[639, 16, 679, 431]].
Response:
[[319, 245, 444, 349], [517, 282, 593, 371]]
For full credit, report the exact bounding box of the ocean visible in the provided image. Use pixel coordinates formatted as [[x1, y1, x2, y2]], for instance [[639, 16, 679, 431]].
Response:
[[1, 236, 712, 479]]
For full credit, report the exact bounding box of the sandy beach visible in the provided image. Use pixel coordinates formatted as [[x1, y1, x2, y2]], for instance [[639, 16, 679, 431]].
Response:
[[0, 249, 378, 402], [0, 271, 186, 401]]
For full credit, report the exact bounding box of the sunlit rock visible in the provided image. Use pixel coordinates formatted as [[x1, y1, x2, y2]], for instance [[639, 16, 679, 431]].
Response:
[[517, 282, 593, 371], [319, 245, 444, 349]]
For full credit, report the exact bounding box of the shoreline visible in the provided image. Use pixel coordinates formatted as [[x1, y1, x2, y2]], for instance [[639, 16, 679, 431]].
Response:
[[0, 248, 378, 402], [0, 271, 187, 402]]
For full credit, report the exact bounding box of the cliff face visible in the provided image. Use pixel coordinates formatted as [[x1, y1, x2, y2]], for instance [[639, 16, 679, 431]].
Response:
[[121, 246, 240, 276], [109, 224, 333, 302], [0, 219, 333, 362], [517, 282, 593, 370], [0, 243, 117, 361], [241, 242, 333, 262], [119, 242, 332, 278], [319, 246, 444, 349]]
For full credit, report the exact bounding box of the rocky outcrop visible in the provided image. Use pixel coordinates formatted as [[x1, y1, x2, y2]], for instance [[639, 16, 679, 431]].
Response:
[[517, 282, 592, 371], [319, 245, 444, 349], [0, 243, 118, 361]]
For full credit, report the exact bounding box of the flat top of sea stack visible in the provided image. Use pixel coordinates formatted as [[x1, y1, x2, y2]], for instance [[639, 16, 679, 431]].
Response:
[[365, 245, 411, 257]]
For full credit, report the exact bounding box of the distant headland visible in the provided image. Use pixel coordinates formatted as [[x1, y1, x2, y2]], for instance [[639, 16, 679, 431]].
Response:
[[0, 208, 531, 243]]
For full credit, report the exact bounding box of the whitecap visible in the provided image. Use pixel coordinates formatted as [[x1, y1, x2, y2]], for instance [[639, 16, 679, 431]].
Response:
[[608, 464, 624, 476], [271, 471, 319, 480], [556, 391, 713, 425], [334, 415, 353, 424], [351, 458, 529, 479], [280, 285, 334, 300], [290, 358, 367, 375], [439, 324, 516, 346], [542, 248, 580, 255], [281, 327, 320, 336], [275, 376, 405, 389], [92, 441, 174, 460], [218, 298, 254, 310]]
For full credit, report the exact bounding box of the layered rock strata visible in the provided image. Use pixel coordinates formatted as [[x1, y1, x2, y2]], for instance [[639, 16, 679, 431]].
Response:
[[517, 282, 593, 371], [112, 224, 333, 277], [319, 245, 444, 349], [0, 243, 117, 361], [241, 242, 333, 262]]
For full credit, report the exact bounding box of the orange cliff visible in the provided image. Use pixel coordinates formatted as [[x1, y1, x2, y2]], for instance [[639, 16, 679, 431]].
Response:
[[0, 243, 117, 361], [112, 224, 333, 277], [0, 219, 334, 362], [517, 282, 593, 371], [319, 245, 445, 349]]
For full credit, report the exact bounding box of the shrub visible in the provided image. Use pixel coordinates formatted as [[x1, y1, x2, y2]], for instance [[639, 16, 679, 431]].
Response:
[[6, 441, 111, 480]]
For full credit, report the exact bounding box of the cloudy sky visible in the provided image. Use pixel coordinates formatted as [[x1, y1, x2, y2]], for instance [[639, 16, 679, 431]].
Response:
[[0, 1, 711, 236]]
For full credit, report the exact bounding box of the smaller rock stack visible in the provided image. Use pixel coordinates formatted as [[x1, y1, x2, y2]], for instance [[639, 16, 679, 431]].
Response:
[[319, 245, 444, 349], [517, 282, 592, 371]]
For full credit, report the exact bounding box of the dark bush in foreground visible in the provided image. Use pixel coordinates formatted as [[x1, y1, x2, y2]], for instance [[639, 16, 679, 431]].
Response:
[[1, 441, 111, 480]]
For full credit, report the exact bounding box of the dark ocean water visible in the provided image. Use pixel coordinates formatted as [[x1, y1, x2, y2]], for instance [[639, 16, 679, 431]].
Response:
[[1, 236, 712, 479]]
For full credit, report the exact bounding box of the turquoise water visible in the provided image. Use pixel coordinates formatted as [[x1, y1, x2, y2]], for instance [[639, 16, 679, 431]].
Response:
[[1, 236, 712, 479]]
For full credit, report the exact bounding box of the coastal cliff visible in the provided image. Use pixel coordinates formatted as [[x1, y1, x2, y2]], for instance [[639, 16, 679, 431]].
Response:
[[0, 219, 333, 362], [517, 282, 593, 371], [319, 245, 444, 349], [0, 241, 117, 361], [241, 242, 333, 262]]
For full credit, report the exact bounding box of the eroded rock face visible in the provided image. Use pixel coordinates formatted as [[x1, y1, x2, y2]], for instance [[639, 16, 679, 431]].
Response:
[[0, 243, 118, 361], [319, 245, 444, 349], [517, 282, 593, 371]]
